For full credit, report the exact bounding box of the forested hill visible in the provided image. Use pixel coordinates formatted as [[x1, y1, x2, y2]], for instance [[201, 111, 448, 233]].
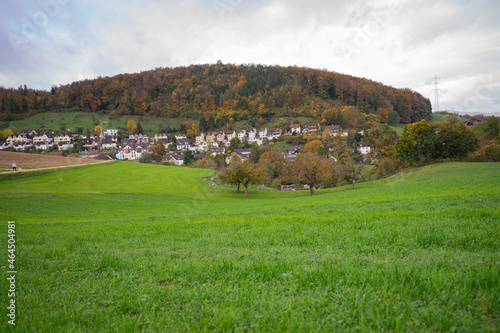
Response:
[[0, 63, 431, 124]]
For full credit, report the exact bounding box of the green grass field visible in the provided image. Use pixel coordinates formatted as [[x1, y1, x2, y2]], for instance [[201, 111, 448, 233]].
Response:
[[3, 110, 189, 135], [0, 162, 499, 331]]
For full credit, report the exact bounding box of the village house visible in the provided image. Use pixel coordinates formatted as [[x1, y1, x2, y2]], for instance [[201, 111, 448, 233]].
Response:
[[57, 141, 73, 151], [82, 138, 96, 149], [304, 123, 320, 133], [176, 139, 191, 151], [157, 137, 172, 148], [211, 147, 226, 156], [88, 150, 100, 158], [20, 129, 37, 136], [196, 132, 205, 144], [225, 151, 248, 164], [115, 150, 128, 160], [33, 132, 54, 150], [101, 136, 117, 150], [287, 145, 303, 154], [154, 133, 169, 142], [34, 140, 54, 150], [194, 152, 206, 161], [164, 151, 184, 166], [234, 148, 252, 157], [103, 129, 118, 136], [357, 142, 371, 155], [290, 123, 301, 134], [238, 130, 247, 141], [466, 117, 489, 127], [216, 131, 225, 142], [127, 149, 140, 161], [13, 142, 33, 151], [248, 128, 257, 140], [271, 129, 282, 139], [54, 134, 72, 145], [0, 142, 11, 150], [206, 132, 217, 143], [227, 131, 236, 141], [175, 133, 187, 141], [259, 128, 268, 138]]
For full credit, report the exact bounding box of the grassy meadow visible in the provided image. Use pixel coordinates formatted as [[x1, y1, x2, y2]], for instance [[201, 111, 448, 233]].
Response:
[[0, 161, 499, 331], [2, 111, 190, 135]]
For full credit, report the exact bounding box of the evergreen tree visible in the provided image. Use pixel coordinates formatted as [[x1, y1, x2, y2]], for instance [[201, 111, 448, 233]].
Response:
[[136, 122, 144, 134], [184, 150, 195, 165], [337, 111, 346, 128], [208, 114, 216, 130], [199, 116, 207, 132]]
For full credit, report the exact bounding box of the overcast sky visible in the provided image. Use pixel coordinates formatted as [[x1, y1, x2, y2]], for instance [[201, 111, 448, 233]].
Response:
[[1, 0, 499, 114]]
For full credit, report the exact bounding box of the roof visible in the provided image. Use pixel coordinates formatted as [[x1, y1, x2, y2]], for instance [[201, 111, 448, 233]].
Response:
[[287, 145, 303, 152], [290, 123, 301, 128], [324, 125, 340, 131], [235, 148, 252, 155]]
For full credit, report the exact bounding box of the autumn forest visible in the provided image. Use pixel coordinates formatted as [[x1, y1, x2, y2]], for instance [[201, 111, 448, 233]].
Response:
[[0, 63, 431, 126]]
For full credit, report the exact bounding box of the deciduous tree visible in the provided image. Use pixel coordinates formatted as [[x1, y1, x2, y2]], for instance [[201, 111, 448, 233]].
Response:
[[281, 153, 333, 196]]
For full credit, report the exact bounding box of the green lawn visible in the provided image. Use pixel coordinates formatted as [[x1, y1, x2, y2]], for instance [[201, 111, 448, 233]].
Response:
[[3, 110, 190, 135], [0, 162, 499, 331]]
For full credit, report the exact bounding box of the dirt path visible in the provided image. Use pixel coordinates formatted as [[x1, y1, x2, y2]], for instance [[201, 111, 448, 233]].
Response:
[[0, 160, 115, 174]]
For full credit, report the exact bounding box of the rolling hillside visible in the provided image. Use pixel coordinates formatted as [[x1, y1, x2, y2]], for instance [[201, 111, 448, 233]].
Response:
[[0, 162, 498, 331], [1, 64, 431, 127]]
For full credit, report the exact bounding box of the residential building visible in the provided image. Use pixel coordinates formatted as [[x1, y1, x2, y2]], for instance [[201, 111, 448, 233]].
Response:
[[238, 130, 247, 141], [196, 132, 205, 144], [357, 143, 371, 155], [227, 131, 236, 141], [290, 123, 301, 134], [216, 131, 225, 142]]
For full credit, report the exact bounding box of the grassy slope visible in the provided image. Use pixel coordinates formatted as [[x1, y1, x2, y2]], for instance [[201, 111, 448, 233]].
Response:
[[3, 111, 190, 135], [0, 162, 499, 332]]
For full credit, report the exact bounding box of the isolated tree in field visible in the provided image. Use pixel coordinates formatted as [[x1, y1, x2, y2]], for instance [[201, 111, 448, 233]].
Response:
[[94, 125, 101, 134], [218, 158, 243, 193], [239, 161, 263, 197], [281, 152, 333, 196]]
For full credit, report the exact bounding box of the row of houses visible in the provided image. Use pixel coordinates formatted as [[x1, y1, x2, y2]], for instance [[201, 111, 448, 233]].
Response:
[[0, 129, 121, 152]]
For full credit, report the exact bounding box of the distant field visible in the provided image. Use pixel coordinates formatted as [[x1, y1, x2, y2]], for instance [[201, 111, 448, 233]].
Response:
[[0, 161, 499, 331], [2, 110, 191, 135], [0, 151, 106, 171]]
